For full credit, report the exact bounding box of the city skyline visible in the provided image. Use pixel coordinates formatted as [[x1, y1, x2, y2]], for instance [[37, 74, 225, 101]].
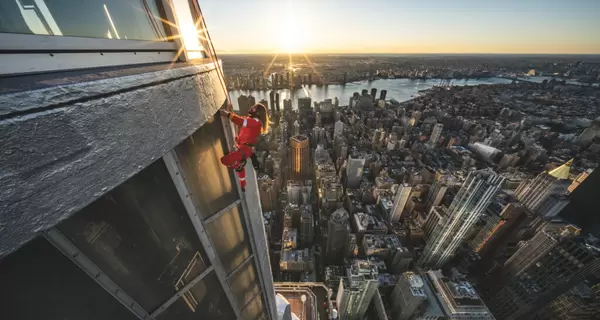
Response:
[[202, 0, 600, 54]]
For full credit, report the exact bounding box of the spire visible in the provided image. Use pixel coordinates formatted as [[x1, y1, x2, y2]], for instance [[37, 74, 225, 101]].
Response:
[[548, 159, 573, 179]]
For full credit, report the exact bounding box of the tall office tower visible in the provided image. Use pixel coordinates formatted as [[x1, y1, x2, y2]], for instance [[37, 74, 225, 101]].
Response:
[[535, 282, 600, 320], [425, 270, 495, 320], [498, 153, 520, 169], [275, 92, 281, 111], [422, 206, 448, 241], [425, 180, 448, 212], [372, 128, 385, 149], [334, 120, 344, 137], [258, 174, 278, 212], [470, 203, 526, 257], [516, 159, 572, 215], [283, 99, 293, 113], [336, 260, 379, 320], [287, 181, 302, 205], [259, 98, 269, 112], [380, 90, 387, 100], [391, 272, 427, 320], [389, 183, 412, 223], [0, 4, 276, 319], [489, 224, 600, 320], [429, 123, 443, 145], [560, 168, 600, 236], [370, 88, 377, 100], [238, 94, 255, 115], [269, 90, 276, 113], [411, 110, 422, 124], [298, 97, 312, 117], [326, 208, 350, 263], [289, 135, 310, 181], [292, 120, 300, 136], [300, 205, 314, 247], [419, 169, 504, 268], [346, 155, 366, 189], [567, 168, 592, 193]]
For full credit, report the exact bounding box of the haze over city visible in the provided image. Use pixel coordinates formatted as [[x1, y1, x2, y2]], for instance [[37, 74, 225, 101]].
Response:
[[202, 0, 600, 54]]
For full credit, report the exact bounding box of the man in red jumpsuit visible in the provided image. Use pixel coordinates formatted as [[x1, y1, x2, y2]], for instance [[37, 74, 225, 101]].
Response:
[[219, 103, 269, 191]]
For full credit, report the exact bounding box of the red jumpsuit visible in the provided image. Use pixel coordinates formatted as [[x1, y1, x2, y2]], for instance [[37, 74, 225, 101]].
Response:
[[220, 111, 262, 190]]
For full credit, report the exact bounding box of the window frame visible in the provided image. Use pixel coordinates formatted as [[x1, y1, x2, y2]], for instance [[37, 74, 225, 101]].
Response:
[[0, 0, 196, 76]]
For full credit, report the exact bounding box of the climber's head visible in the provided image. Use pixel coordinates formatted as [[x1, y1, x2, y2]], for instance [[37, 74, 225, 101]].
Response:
[[249, 103, 270, 134]]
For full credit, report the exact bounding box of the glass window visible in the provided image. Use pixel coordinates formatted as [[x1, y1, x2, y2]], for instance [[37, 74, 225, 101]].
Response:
[[242, 294, 266, 320], [156, 272, 235, 320], [58, 160, 210, 311], [205, 204, 251, 273], [228, 260, 260, 309], [0, 0, 167, 41], [175, 114, 239, 218], [0, 237, 138, 320]]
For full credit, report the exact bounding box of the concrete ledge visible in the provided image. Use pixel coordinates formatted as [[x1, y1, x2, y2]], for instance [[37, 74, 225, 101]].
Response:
[[0, 61, 226, 257]]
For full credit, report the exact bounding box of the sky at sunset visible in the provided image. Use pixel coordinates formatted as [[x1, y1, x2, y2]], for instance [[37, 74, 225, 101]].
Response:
[[200, 0, 600, 54]]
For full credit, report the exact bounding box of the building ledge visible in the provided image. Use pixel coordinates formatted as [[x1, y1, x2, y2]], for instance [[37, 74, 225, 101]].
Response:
[[0, 59, 225, 257]]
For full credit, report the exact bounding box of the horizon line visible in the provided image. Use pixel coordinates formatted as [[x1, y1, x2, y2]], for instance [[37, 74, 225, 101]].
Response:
[[216, 51, 600, 56]]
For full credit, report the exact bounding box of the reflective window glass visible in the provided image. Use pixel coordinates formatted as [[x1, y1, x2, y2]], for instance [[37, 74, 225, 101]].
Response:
[[58, 160, 209, 311], [156, 272, 235, 320], [0, 237, 138, 320], [0, 0, 167, 41], [228, 260, 260, 309], [205, 203, 251, 273], [242, 294, 266, 320], [175, 114, 239, 218]]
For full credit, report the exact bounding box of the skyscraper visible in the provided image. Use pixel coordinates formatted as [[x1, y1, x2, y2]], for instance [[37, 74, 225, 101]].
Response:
[[283, 99, 293, 113], [269, 90, 276, 113], [259, 98, 269, 112], [516, 159, 572, 216], [489, 224, 600, 320], [300, 204, 314, 247], [336, 259, 379, 320], [238, 94, 256, 115], [424, 180, 448, 212], [334, 120, 344, 137], [346, 155, 366, 189], [275, 92, 281, 111], [370, 88, 377, 100], [429, 123, 443, 145], [560, 168, 600, 235], [326, 208, 350, 263], [290, 135, 310, 181], [0, 3, 276, 318], [389, 183, 412, 222], [419, 169, 504, 268], [391, 272, 427, 320], [380, 90, 387, 100]]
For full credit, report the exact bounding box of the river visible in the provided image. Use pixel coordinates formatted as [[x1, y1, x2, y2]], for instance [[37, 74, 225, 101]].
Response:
[[228, 77, 513, 110]]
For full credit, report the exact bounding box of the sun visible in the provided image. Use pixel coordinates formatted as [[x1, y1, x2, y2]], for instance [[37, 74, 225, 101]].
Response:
[[277, 13, 309, 53]]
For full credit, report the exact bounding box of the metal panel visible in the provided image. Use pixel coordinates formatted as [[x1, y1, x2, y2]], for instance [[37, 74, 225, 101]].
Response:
[[220, 118, 278, 320], [149, 266, 215, 318], [0, 51, 176, 76], [162, 151, 244, 319], [44, 228, 150, 320], [0, 33, 177, 52], [204, 199, 242, 224]]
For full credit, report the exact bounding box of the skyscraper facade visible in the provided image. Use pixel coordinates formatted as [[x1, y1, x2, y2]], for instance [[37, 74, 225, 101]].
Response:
[[238, 94, 256, 115], [346, 155, 366, 189], [429, 123, 444, 145], [489, 224, 600, 320], [326, 208, 350, 263], [419, 169, 504, 268], [389, 183, 412, 222], [300, 205, 314, 247], [336, 259, 379, 320], [515, 159, 572, 216], [424, 180, 448, 212], [0, 3, 276, 318], [289, 135, 310, 181], [391, 272, 427, 320]]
